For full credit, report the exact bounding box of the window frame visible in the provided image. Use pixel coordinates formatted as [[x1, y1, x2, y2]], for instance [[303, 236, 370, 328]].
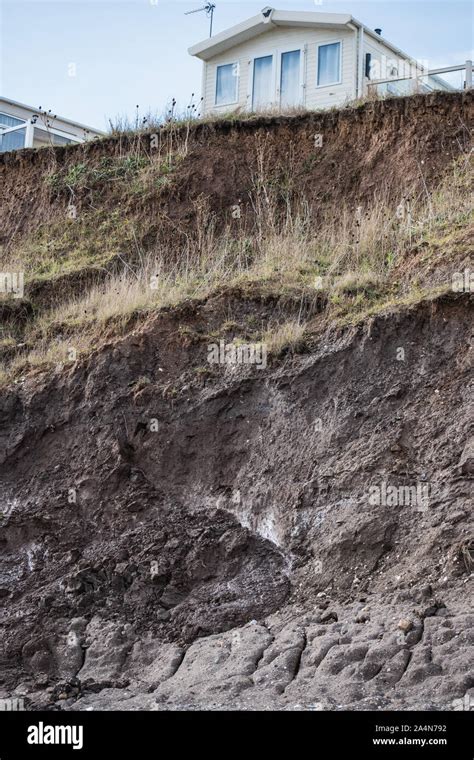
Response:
[[0, 111, 26, 130], [215, 62, 240, 107], [316, 40, 343, 89], [0, 126, 26, 153]]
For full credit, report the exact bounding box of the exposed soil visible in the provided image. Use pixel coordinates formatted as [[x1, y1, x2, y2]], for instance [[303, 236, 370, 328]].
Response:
[[0, 288, 472, 710]]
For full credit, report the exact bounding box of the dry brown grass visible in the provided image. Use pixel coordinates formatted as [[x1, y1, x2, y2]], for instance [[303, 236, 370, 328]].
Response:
[[0, 150, 471, 384], [263, 320, 307, 357], [333, 270, 382, 294]]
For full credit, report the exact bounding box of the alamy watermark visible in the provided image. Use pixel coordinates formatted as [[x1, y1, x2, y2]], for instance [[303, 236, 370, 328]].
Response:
[[207, 340, 267, 370], [27, 722, 83, 750], [369, 55, 430, 81], [0, 498, 17, 525], [452, 694, 472, 711], [0, 272, 24, 299], [452, 269, 473, 293], [0, 697, 25, 711], [369, 481, 431, 511]]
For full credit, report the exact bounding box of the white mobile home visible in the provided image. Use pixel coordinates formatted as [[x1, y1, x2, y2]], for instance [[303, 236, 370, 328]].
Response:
[[189, 7, 450, 115], [0, 97, 104, 153]]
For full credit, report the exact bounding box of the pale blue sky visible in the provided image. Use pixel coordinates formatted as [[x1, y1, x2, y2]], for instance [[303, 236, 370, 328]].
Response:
[[0, 0, 472, 130]]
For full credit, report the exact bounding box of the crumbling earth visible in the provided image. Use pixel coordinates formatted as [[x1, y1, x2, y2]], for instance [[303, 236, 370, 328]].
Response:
[[0, 289, 472, 711]]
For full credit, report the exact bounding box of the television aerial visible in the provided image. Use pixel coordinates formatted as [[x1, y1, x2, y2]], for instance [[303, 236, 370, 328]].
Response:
[[185, 2, 216, 38]]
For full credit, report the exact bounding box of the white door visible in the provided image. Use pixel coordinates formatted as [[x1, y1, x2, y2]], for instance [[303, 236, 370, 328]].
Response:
[[252, 54, 274, 110], [279, 49, 301, 108]]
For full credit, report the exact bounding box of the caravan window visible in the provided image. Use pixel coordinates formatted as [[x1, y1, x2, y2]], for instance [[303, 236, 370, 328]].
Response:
[[0, 112, 25, 129], [215, 63, 238, 106], [317, 42, 342, 86]]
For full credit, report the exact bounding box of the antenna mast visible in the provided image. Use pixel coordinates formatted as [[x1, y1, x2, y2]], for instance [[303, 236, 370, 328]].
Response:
[[185, 2, 216, 38]]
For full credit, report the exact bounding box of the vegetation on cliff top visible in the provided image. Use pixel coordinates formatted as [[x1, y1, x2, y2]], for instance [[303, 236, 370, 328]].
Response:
[[0, 94, 472, 385]]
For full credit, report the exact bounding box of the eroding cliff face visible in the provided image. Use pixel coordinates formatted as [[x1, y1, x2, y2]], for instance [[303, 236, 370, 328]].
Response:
[[0, 90, 472, 711], [0, 290, 472, 710]]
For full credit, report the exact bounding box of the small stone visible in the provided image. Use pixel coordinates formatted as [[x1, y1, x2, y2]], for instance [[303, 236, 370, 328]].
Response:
[[160, 585, 185, 609], [355, 609, 370, 623], [458, 438, 474, 475], [397, 618, 413, 633]]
